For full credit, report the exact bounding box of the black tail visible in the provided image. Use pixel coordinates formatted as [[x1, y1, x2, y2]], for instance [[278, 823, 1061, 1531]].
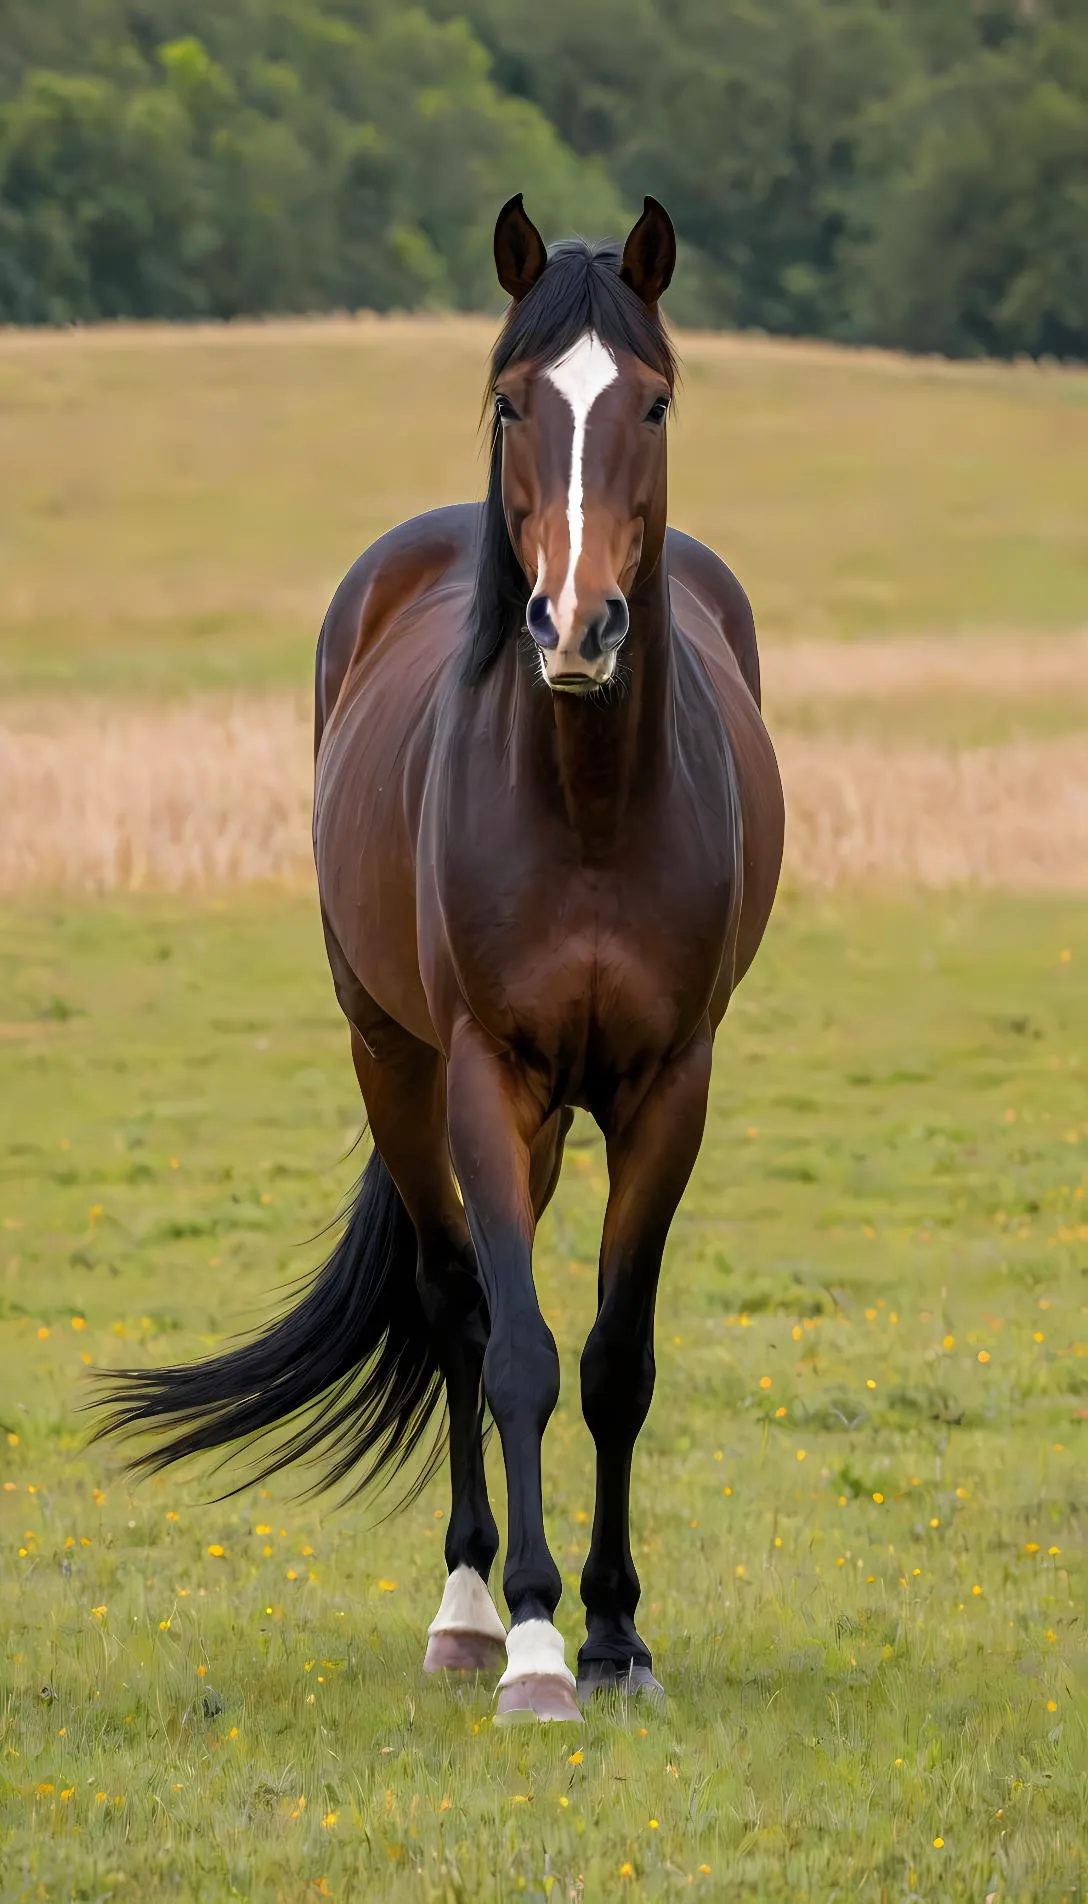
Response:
[[90, 1151, 446, 1505]]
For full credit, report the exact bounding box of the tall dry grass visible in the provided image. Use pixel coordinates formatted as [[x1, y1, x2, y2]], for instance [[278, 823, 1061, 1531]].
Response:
[[780, 732, 1088, 890], [0, 696, 310, 894], [3, 653, 1086, 895], [765, 630, 1088, 710]]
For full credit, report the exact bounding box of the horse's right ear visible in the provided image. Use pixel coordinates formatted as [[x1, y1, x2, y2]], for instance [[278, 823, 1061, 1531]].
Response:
[[494, 194, 548, 304]]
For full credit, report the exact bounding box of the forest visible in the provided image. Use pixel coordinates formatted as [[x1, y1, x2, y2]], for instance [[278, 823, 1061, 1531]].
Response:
[[2, 0, 1086, 356]]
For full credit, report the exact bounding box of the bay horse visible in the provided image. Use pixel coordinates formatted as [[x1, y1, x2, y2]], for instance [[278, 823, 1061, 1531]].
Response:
[[95, 196, 784, 1723]]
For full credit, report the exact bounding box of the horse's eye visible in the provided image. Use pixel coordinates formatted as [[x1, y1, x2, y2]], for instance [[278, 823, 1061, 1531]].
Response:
[[645, 396, 670, 425], [495, 394, 520, 424]]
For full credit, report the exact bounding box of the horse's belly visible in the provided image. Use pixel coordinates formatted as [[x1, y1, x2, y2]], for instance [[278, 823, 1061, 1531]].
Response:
[[315, 670, 440, 1047]]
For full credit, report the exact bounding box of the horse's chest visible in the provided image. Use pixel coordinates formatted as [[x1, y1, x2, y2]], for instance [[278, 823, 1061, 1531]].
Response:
[[451, 848, 733, 1075]]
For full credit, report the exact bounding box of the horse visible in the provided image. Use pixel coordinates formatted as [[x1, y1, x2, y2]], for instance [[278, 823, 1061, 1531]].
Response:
[[94, 194, 785, 1724]]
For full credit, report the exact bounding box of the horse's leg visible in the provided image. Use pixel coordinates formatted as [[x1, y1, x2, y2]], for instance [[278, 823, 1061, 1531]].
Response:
[[577, 1034, 713, 1704], [445, 1028, 580, 1724], [347, 1026, 505, 1676]]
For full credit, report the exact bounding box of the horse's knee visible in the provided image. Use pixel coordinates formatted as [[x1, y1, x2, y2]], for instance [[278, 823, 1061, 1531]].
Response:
[[484, 1310, 560, 1434], [581, 1325, 655, 1445]]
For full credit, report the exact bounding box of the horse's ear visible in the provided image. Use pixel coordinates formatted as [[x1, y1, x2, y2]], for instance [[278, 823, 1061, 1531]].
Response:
[[494, 194, 548, 303], [620, 196, 676, 310]]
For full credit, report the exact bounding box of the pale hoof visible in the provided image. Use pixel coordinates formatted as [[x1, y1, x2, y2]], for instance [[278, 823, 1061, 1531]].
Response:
[[576, 1659, 665, 1705], [423, 1630, 507, 1675], [495, 1674, 584, 1724]]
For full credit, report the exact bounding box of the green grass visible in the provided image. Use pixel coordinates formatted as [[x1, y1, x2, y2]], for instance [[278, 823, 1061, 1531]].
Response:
[[1, 891, 1086, 1901], [1, 320, 1087, 696]]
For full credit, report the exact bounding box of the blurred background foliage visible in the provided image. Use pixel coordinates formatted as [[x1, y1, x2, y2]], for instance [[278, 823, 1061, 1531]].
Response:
[[1, 0, 1086, 356]]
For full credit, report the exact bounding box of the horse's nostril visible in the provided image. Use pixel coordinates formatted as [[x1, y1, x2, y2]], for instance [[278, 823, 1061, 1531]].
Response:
[[583, 597, 628, 659], [526, 594, 557, 648], [601, 595, 629, 651]]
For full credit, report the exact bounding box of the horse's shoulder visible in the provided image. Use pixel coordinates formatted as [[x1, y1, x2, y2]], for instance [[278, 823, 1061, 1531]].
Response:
[[665, 527, 761, 708], [316, 506, 479, 737]]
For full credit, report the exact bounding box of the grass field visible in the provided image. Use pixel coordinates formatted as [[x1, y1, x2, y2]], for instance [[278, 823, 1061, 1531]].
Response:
[[1, 316, 1087, 1902], [1, 319, 1086, 696], [1, 894, 1086, 1901]]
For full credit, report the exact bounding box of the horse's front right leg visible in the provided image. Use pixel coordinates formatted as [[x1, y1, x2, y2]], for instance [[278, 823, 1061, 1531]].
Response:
[[445, 1025, 581, 1725], [347, 1024, 505, 1678]]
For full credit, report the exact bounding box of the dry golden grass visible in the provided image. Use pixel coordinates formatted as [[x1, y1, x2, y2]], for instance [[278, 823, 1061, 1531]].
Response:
[[780, 731, 1088, 890], [3, 660, 1086, 895], [0, 695, 309, 894], [765, 629, 1088, 709]]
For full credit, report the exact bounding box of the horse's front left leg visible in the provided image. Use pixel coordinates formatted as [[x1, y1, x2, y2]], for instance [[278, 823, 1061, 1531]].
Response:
[[578, 1033, 713, 1704], [445, 1026, 581, 1725]]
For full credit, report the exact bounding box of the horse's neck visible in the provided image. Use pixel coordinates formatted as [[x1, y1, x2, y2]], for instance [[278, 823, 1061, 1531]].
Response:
[[535, 569, 674, 854]]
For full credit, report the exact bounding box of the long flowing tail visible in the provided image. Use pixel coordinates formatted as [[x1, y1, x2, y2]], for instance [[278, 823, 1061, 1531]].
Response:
[[90, 1150, 445, 1504]]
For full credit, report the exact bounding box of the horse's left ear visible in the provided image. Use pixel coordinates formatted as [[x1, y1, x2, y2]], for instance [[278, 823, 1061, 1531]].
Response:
[[620, 196, 676, 310], [494, 194, 548, 303]]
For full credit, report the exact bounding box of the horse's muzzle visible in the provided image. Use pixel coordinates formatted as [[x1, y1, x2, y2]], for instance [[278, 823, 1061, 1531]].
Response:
[[528, 592, 627, 690]]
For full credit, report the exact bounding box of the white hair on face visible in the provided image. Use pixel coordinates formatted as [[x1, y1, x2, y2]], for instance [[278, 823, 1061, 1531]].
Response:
[[543, 333, 618, 641]]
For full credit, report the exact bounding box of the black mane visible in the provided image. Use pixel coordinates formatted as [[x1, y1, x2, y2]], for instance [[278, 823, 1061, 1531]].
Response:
[[463, 239, 677, 684]]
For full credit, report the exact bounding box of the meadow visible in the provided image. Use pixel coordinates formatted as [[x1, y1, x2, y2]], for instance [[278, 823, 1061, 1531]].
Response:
[[1, 318, 1087, 698], [1, 318, 1086, 1903]]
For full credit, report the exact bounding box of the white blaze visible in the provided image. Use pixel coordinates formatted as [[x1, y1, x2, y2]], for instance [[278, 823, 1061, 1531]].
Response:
[[543, 333, 618, 641]]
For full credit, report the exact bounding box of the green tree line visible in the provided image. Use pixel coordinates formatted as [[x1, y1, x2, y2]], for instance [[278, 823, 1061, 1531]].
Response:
[[2, 0, 1086, 356]]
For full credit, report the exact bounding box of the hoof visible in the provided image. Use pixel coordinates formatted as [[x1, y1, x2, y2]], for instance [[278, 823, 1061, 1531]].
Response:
[[495, 1674, 584, 1725], [576, 1659, 665, 1705], [423, 1630, 507, 1675]]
